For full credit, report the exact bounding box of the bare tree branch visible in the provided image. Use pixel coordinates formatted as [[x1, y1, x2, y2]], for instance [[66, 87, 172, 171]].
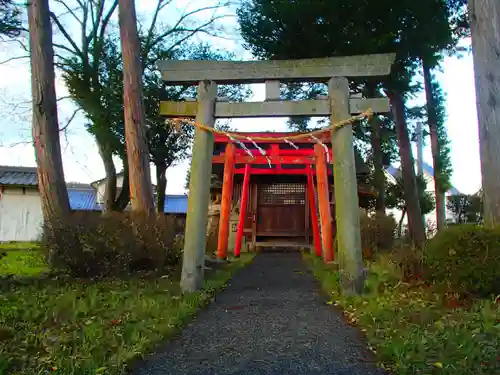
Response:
[[53, 0, 84, 26], [149, 4, 228, 50], [50, 12, 83, 57], [59, 108, 82, 132], [97, 0, 118, 43], [0, 55, 29, 64], [143, 0, 175, 54], [163, 16, 231, 53]]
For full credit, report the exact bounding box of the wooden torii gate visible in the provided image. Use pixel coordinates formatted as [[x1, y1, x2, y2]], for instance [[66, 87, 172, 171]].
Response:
[[158, 54, 395, 294]]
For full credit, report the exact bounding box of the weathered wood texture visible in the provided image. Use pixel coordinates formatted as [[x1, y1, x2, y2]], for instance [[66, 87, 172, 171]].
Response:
[[329, 77, 364, 295], [158, 54, 396, 84], [28, 0, 71, 221], [160, 97, 389, 118], [181, 81, 217, 293], [469, 0, 500, 227], [118, 0, 155, 215]]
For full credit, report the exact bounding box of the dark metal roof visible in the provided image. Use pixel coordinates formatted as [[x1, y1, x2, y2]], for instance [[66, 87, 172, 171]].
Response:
[[0, 166, 38, 186]]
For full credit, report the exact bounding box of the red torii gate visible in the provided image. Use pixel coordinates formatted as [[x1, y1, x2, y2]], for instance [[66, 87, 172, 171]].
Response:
[[214, 131, 340, 263]]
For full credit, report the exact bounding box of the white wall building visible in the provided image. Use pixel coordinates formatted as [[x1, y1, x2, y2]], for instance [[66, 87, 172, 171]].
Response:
[[0, 166, 187, 242]]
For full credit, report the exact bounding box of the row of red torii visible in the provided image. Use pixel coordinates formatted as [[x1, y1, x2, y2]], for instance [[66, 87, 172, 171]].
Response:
[[158, 53, 396, 294]]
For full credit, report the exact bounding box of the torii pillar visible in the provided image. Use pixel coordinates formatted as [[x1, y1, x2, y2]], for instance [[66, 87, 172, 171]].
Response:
[[329, 77, 364, 295], [180, 80, 217, 293]]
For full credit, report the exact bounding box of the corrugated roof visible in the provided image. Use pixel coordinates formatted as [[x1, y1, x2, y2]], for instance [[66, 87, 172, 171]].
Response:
[[68, 188, 102, 211], [0, 166, 38, 186], [164, 195, 188, 214]]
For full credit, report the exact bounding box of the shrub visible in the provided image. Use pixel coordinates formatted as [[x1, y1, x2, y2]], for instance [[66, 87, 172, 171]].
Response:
[[424, 224, 500, 296], [41, 212, 181, 278], [360, 211, 397, 258], [391, 244, 424, 282]]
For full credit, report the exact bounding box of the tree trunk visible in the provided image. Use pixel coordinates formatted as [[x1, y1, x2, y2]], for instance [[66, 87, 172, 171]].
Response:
[[364, 83, 385, 213], [97, 139, 117, 213], [423, 60, 446, 231], [370, 115, 386, 213], [28, 0, 71, 222], [398, 208, 406, 238], [118, 0, 155, 216], [390, 92, 426, 246], [468, 0, 500, 227], [113, 162, 131, 211], [156, 162, 167, 214]]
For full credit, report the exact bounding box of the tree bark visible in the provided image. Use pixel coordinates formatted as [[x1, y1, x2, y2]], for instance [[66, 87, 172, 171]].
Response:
[[468, 0, 500, 227], [155, 161, 167, 214], [97, 139, 117, 213], [423, 60, 446, 231], [118, 0, 155, 216], [113, 162, 131, 211], [398, 208, 406, 238], [390, 92, 426, 246], [28, 0, 71, 222], [370, 115, 386, 213]]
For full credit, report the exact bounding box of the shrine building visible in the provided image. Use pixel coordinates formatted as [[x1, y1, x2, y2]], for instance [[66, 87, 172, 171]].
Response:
[[210, 130, 376, 257]]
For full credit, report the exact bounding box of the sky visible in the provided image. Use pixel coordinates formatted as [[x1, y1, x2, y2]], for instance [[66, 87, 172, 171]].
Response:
[[0, 0, 482, 195]]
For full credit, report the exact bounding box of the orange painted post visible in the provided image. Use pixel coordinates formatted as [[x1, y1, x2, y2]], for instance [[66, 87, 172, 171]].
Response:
[[307, 166, 322, 257], [234, 164, 251, 258], [217, 143, 235, 259], [314, 144, 334, 263]]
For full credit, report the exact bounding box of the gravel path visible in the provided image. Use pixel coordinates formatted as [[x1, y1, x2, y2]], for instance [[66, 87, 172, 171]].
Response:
[[133, 252, 384, 375]]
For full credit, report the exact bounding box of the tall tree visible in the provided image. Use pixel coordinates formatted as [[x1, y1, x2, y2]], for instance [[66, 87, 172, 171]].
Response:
[[468, 0, 500, 227], [118, 0, 155, 215], [27, 0, 71, 220], [52, 0, 229, 211], [423, 70, 453, 230]]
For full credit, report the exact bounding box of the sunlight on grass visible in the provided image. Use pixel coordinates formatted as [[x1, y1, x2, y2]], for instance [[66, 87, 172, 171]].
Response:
[[0, 253, 254, 375], [304, 253, 500, 375], [0, 249, 48, 277], [0, 242, 40, 250]]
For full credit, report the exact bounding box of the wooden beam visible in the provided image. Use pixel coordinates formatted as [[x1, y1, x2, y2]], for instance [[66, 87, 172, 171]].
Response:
[[265, 80, 281, 100], [160, 97, 389, 118], [158, 54, 396, 84], [315, 144, 334, 263], [234, 164, 251, 257], [216, 143, 235, 260], [307, 166, 322, 257]]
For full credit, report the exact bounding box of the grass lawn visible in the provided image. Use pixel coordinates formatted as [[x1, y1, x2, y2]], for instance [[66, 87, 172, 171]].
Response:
[[0, 244, 48, 277], [0, 253, 254, 375], [304, 253, 500, 375]]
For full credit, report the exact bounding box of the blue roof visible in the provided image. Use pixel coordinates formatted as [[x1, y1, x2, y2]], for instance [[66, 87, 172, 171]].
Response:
[[385, 162, 461, 195], [67, 188, 188, 214], [68, 188, 102, 211], [163, 195, 188, 214]]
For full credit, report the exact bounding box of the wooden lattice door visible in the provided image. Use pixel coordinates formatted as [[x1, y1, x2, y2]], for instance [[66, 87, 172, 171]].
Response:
[[257, 183, 306, 236]]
